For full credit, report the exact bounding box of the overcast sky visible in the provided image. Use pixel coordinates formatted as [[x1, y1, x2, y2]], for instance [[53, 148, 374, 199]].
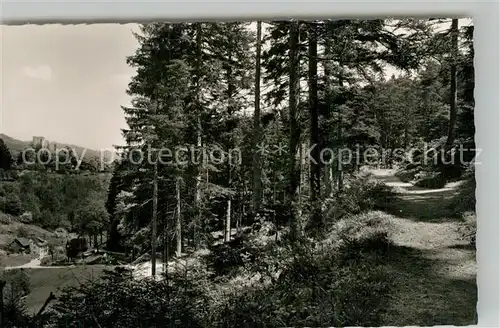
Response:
[[1, 19, 471, 150], [1, 23, 140, 150]]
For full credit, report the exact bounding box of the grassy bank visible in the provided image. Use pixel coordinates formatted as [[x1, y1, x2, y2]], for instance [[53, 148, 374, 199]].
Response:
[[0, 253, 33, 268]]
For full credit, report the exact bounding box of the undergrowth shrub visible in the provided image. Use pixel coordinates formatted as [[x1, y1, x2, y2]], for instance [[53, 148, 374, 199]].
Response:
[[323, 177, 396, 224], [42, 205, 395, 328], [396, 138, 472, 186], [457, 212, 476, 246], [204, 231, 272, 277], [206, 238, 251, 276], [360, 182, 396, 211], [15, 226, 30, 238], [219, 258, 392, 327], [1, 269, 31, 327], [414, 171, 446, 189], [218, 211, 395, 327], [40, 256, 52, 266], [0, 194, 23, 216], [449, 175, 476, 216], [333, 212, 392, 262], [395, 167, 420, 183], [44, 267, 209, 328]]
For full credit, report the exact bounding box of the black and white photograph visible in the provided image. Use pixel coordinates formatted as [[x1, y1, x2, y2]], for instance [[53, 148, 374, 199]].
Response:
[[1, 18, 476, 327]]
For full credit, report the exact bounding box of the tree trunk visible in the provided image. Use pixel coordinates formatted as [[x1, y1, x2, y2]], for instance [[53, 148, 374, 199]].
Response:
[[252, 21, 263, 214], [307, 141, 311, 197], [236, 201, 242, 236], [323, 166, 330, 196], [107, 219, 121, 252], [175, 177, 182, 257], [272, 117, 279, 205], [298, 142, 303, 199], [225, 168, 232, 243], [308, 22, 320, 203], [323, 24, 334, 198], [151, 158, 158, 277], [194, 22, 203, 250], [404, 98, 409, 149], [287, 20, 301, 240], [309, 47, 323, 226], [0, 280, 5, 327], [446, 18, 459, 151], [337, 62, 345, 191], [272, 169, 277, 204], [225, 199, 232, 242], [163, 203, 168, 273]]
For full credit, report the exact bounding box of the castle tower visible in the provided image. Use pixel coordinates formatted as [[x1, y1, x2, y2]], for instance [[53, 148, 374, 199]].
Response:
[[32, 136, 44, 148], [32, 136, 49, 149]]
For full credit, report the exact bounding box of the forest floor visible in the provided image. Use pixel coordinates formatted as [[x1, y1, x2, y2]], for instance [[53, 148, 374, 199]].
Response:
[[371, 169, 477, 326]]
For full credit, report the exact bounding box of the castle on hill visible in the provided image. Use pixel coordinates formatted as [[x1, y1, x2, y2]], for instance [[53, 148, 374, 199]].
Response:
[[31, 136, 57, 151]]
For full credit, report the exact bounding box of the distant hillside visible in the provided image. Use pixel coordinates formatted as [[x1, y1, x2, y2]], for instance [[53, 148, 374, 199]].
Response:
[[0, 133, 116, 162]]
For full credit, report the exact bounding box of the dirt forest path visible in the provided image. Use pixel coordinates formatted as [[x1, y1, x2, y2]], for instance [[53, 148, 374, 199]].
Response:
[[371, 169, 477, 326]]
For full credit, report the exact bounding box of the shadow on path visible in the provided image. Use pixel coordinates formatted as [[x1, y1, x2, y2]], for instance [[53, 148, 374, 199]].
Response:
[[370, 169, 477, 326], [372, 169, 463, 223], [384, 243, 477, 326]]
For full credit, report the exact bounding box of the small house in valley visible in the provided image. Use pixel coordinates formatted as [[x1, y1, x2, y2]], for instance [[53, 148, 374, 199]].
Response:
[[9, 237, 32, 253], [32, 237, 49, 257]]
